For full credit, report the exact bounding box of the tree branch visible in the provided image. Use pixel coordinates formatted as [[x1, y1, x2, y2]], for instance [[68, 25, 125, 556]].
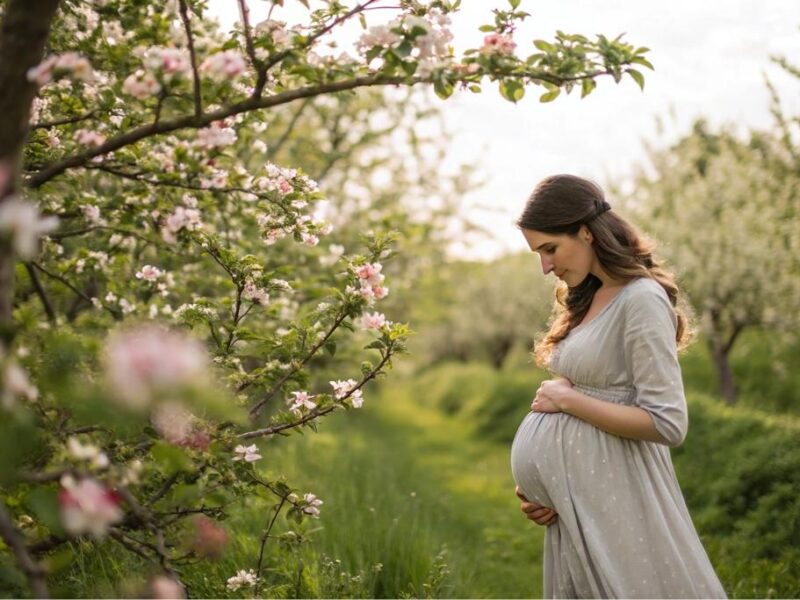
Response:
[[266, 97, 312, 160], [31, 110, 97, 130], [246, 307, 349, 417], [178, 0, 203, 118], [241, 347, 393, 439], [27, 73, 414, 188], [0, 500, 50, 599], [237, 0, 261, 90], [254, 495, 287, 595], [24, 261, 56, 324], [29, 261, 122, 319]]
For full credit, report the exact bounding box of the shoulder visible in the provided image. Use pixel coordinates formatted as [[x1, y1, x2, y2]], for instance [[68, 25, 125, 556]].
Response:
[[621, 277, 676, 325]]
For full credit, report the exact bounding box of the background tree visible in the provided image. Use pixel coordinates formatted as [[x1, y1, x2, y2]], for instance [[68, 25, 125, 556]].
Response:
[[411, 253, 554, 368], [620, 120, 800, 404]]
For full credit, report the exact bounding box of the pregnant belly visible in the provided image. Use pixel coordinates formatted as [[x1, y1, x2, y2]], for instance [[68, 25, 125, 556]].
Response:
[[510, 385, 637, 509], [510, 411, 565, 507]]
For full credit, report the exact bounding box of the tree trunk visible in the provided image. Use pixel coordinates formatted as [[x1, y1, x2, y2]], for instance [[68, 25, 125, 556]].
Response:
[[0, 0, 61, 337], [708, 337, 737, 405]]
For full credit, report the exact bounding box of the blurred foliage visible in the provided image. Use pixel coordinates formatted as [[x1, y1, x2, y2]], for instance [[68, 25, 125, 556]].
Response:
[[407, 253, 555, 368]]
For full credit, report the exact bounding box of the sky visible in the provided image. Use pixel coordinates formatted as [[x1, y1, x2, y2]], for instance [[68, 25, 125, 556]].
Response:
[[209, 0, 800, 259]]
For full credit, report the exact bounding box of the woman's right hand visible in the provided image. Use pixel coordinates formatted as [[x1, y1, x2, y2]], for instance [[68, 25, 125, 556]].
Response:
[[515, 486, 558, 526]]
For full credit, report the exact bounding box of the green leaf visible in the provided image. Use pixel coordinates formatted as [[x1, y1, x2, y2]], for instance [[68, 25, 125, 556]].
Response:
[[533, 40, 557, 53], [580, 78, 596, 98], [508, 0, 521, 8], [631, 56, 655, 70], [151, 441, 194, 474], [468, 84, 482, 93], [626, 68, 645, 90], [433, 78, 454, 100], [478, 24, 495, 32], [395, 40, 413, 58], [324, 341, 337, 357], [358, 13, 367, 29], [499, 80, 524, 103], [539, 88, 561, 103]]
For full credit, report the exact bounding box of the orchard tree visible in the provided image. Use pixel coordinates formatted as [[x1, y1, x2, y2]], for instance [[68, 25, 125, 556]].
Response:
[[0, 0, 652, 596], [412, 253, 554, 368], [623, 121, 800, 404]]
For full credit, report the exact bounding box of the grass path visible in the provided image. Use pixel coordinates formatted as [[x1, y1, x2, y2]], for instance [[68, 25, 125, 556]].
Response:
[[266, 377, 547, 598]]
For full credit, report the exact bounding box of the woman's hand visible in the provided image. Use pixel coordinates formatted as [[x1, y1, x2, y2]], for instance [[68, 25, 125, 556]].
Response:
[[531, 378, 574, 413], [515, 486, 558, 526]]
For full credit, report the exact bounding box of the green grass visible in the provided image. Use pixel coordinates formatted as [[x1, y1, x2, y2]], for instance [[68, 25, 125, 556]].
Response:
[[41, 349, 800, 598]]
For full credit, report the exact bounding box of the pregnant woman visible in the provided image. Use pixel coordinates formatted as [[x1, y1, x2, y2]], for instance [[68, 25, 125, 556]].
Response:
[[510, 174, 726, 598]]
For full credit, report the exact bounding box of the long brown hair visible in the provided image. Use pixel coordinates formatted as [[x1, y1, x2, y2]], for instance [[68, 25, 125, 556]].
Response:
[[516, 174, 693, 367]]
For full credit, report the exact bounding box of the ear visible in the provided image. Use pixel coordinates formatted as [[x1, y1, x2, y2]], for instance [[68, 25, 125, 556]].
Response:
[[580, 225, 593, 244]]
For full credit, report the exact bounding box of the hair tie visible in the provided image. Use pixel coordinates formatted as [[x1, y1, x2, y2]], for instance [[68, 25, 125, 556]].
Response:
[[597, 200, 611, 215]]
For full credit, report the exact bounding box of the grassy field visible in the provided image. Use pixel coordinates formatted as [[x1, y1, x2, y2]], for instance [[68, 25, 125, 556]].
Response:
[[44, 353, 800, 598], [246, 379, 547, 598]]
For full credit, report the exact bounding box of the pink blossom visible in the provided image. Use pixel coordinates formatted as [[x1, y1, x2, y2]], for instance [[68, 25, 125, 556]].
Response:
[[67, 437, 109, 469], [135, 264, 163, 282], [196, 122, 237, 149], [480, 33, 517, 55], [300, 232, 319, 247], [329, 378, 358, 400], [277, 177, 292, 196], [302, 492, 323, 518], [105, 325, 210, 409], [163, 205, 202, 242], [226, 569, 258, 591], [233, 444, 262, 463], [361, 311, 388, 330], [355, 262, 384, 286], [372, 285, 389, 300], [356, 24, 402, 55], [122, 71, 162, 99], [1, 362, 39, 409], [0, 198, 59, 259], [151, 576, 185, 599], [191, 515, 229, 559], [144, 47, 192, 79], [243, 280, 270, 305], [81, 204, 102, 223], [58, 476, 123, 538], [287, 390, 316, 416], [27, 52, 93, 86], [151, 401, 194, 445], [200, 50, 247, 81], [74, 129, 106, 147], [350, 388, 364, 408]]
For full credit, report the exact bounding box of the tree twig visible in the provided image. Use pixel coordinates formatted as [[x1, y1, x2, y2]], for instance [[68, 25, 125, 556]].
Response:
[[246, 308, 349, 416], [24, 261, 56, 324], [178, 0, 203, 118], [241, 347, 393, 438], [237, 0, 262, 91], [266, 97, 312, 160], [31, 110, 97, 130], [254, 495, 287, 595], [29, 261, 122, 319], [0, 500, 50, 599]]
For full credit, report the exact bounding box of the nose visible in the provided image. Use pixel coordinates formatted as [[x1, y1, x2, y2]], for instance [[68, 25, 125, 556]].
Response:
[[540, 255, 554, 275]]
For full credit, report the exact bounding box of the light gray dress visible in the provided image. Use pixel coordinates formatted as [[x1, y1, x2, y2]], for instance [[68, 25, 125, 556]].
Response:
[[510, 277, 726, 599]]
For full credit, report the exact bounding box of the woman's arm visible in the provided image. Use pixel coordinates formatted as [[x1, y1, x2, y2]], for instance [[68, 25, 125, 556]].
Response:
[[533, 379, 667, 444], [532, 281, 689, 447]]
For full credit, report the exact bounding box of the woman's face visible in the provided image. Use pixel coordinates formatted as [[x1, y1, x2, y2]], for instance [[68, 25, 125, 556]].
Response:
[[521, 227, 596, 287]]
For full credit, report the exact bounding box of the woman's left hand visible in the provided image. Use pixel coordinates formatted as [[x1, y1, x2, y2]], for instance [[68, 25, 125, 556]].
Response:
[[531, 378, 574, 413]]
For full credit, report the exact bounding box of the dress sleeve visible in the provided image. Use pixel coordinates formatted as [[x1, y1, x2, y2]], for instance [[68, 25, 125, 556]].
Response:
[[622, 281, 688, 447]]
